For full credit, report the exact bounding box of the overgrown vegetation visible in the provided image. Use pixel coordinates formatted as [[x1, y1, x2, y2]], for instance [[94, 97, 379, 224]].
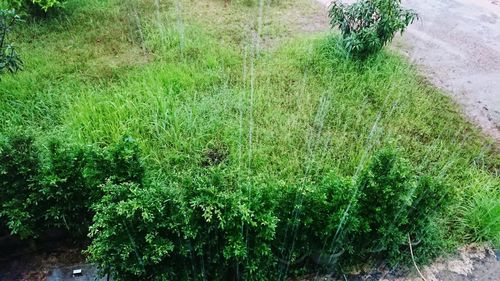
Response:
[[0, 0, 498, 279], [329, 0, 417, 58]]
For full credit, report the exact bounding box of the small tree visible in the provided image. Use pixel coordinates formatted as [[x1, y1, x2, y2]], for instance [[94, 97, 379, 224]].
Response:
[[0, 9, 22, 77], [329, 0, 417, 59]]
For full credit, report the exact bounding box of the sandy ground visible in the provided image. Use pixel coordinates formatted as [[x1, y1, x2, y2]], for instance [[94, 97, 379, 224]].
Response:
[[318, 0, 500, 143]]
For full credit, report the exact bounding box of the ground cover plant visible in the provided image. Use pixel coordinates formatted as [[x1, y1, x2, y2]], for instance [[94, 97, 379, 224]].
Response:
[[0, 0, 498, 279]]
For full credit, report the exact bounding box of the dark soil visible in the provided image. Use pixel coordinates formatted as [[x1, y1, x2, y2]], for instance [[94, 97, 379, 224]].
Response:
[[0, 232, 85, 281]]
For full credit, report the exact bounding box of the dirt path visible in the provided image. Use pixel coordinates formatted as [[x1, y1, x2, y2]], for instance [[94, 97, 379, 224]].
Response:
[[318, 0, 500, 143]]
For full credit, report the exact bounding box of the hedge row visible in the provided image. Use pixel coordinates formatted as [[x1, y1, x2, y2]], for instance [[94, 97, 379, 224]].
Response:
[[0, 134, 144, 239], [0, 133, 451, 280]]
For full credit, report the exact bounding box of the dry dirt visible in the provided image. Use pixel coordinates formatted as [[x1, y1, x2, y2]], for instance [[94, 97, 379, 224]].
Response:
[[319, 0, 500, 144]]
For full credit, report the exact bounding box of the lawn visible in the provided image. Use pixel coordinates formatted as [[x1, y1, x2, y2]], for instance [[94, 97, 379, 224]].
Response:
[[0, 0, 498, 279]]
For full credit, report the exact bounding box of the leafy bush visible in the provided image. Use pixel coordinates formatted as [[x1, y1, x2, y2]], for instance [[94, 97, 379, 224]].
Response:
[[0, 9, 22, 77], [0, 134, 145, 239], [329, 0, 417, 58], [0, 135, 41, 238], [88, 150, 450, 279], [2, 0, 66, 15], [0, 133, 451, 278], [354, 149, 451, 264], [38, 138, 144, 237], [88, 172, 364, 280], [88, 174, 279, 281], [274, 177, 356, 274]]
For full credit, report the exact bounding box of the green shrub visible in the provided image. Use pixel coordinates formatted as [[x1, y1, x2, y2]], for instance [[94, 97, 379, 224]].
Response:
[[274, 177, 356, 275], [355, 148, 414, 260], [88, 154, 450, 279], [0, 9, 22, 77], [2, 0, 66, 15], [38, 138, 142, 237], [88, 174, 279, 281], [107, 136, 145, 184], [0, 134, 41, 238], [329, 0, 417, 58], [354, 149, 451, 264], [0, 134, 453, 278], [0, 134, 145, 239]]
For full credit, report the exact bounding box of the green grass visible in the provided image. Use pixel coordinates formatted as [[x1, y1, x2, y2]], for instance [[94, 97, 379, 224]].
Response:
[[1, 0, 498, 261], [455, 170, 500, 248]]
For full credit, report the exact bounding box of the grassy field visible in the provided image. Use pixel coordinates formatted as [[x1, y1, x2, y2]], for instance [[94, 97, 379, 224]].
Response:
[[1, 0, 499, 276]]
